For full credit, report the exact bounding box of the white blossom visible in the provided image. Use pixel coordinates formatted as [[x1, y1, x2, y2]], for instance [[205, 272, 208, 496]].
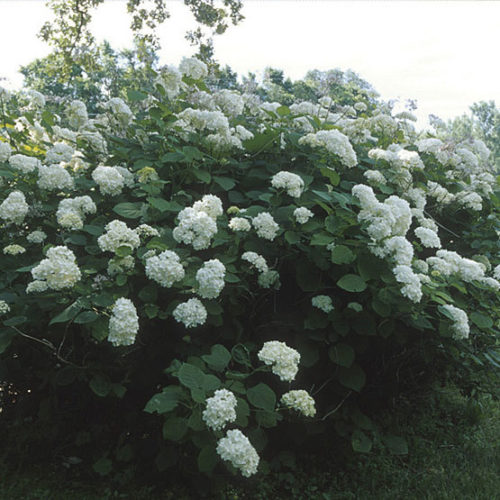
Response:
[[0, 191, 29, 225], [258, 340, 301, 382], [312, 295, 334, 313], [252, 212, 279, 241], [293, 207, 313, 224], [216, 430, 259, 478], [271, 171, 304, 198], [173, 298, 207, 328], [441, 304, 469, 340], [202, 389, 237, 431], [108, 298, 139, 347], [281, 390, 316, 417], [31, 246, 81, 290], [98, 220, 140, 253], [196, 259, 226, 299]]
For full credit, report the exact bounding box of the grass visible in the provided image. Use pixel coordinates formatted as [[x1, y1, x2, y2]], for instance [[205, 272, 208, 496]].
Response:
[[0, 385, 499, 500]]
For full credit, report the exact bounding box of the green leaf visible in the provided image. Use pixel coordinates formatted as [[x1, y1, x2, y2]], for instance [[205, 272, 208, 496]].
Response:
[[144, 387, 180, 414], [285, 231, 301, 244], [198, 446, 218, 474], [320, 167, 340, 186], [163, 417, 188, 441], [329, 343, 355, 367], [192, 169, 211, 184], [89, 374, 112, 397], [338, 363, 366, 392], [49, 301, 82, 325], [234, 398, 250, 427], [83, 224, 104, 236], [213, 176, 236, 190], [178, 363, 205, 390], [470, 312, 493, 329], [331, 245, 355, 265], [113, 202, 143, 219], [276, 105, 291, 116], [3, 315, 28, 327], [93, 457, 112, 476], [115, 245, 133, 257], [337, 274, 367, 293], [310, 232, 334, 246], [231, 344, 252, 367], [383, 435, 408, 455], [202, 344, 231, 372], [127, 89, 148, 102], [147, 197, 171, 212], [247, 383, 276, 411], [0, 328, 15, 353], [74, 311, 99, 324], [352, 429, 372, 453], [138, 285, 157, 303]]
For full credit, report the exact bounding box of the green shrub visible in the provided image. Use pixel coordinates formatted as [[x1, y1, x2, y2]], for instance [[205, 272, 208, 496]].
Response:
[[0, 59, 498, 482]]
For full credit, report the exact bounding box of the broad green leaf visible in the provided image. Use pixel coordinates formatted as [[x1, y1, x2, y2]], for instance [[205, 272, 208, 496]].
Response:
[[310, 232, 334, 246], [320, 167, 340, 186], [3, 315, 27, 327], [331, 245, 355, 265], [338, 363, 366, 392], [198, 446, 218, 474], [285, 231, 301, 244], [163, 417, 188, 441], [113, 202, 143, 219], [127, 89, 148, 101], [0, 328, 15, 353], [213, 176, 236, 190], [470, 312, 493, 329], [147, 197, 171, 212], [178, 363, 205, 390], [247, 383, 276, 411], [74, 311, 99, 324], [202, 344, 231, 371], [383, 435, 408, 455], [329, 343, 355, 368], [337, 274, 367, 293], [93, 457, 112, 476], [49, 301, 82, 325], [351, 429, 372, 453], [192, 169, 211, 183], [89, 373, 112, 397], [231, 344, 252, 367], [144, 387, 180, 414]]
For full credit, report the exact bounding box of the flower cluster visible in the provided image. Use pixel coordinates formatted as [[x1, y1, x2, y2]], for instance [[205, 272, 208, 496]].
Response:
[[92, 166, 126, 196], [30, 246, 81, 291], [299, 129, 357, 168], [108, 298, 139, 346], [241, 251, 268, 273], [26, 230, 47, 244], [293, 207, 314, 224], [0, 141, 12, 162], [66, 100, 88, 129], [228, 217, 251, 232], [196, 259, 226, 299], [179, 56, 208, 80], [216, 429, 259, 477], [0, 300, 10, 315], [37, 164, 74, 191], [252, 212, 280, 241], [202, 389, 237, 431], [173, 298, 207, 328], [0, 191, 29, 225], [98, 220, 141, 253], [312, 295, 334, 313], [3, 244, 25, 255], [9, 154, 40, 173], [441, 304, 470, 340], [281, 390, 316, 417], [271, 171, 304, 198], [45, 142, 75, 164], [56, 196, 97, 230], [145, 250, 185, 287], [258, 341, 301, 382]]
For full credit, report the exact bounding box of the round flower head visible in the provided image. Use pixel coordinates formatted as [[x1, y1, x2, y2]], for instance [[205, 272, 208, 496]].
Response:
[[145, 250, 185, 288], [0, 191, 29, 225], [179, 57, 208, 80], [92, 166, 125, 196], [0, 141, 12, 162], [202, 389, 237, 431], [108, 298, 139, 347], [98, 220, 140, 254], [441, 304, 469, 340], [0, 300, 10, 315], [216, 430, 259, 477], [37, 164, 74, 191], [229, 217, 251, 232], [173, 207, 217, 250], [271, 171, 304, 198], [281, 390, 316, 417], [8, 154, 41, 174], [173, 298, 207, 328], [252, 212, 279, 241], [27, 230, 47, 244], [31, 246, 81, 290], [3, 244, 26, 255], [196, 259, 226, 299], [294, 207, 313, 224], [258, 340, 301, 382], [241, 251, 268, 273], [312, 295, 334, 313]]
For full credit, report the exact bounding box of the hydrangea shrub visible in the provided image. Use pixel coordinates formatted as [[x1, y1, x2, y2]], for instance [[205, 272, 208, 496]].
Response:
[[0, 59, 499, 479]]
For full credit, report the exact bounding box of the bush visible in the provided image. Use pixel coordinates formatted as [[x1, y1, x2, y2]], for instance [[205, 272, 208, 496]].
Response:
[[0, 59, 498, 484]]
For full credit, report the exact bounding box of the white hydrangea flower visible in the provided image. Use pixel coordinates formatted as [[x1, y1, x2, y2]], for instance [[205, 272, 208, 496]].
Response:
[[0, 141, 12, 162], [414, 227, 441, 249], [156, 65, 182, 99], [31, 246, 81, 290], [27, 230, 47, 244], [202, 389, 237, 431], [241, 251, 268, 273], [0, 300, 10, 315], [281, 390, 316, 417], [98, 220, 141, 253], [92, 166, 125, 196], [176, 108, 229, 134], [114, 166, 135, 188], [480, 277, 500, 291], [196, 259, 226, 299], [363, 169, 386, 185], [312, 295, 334, 313], [145, 250, 185, 288], [441, 304, 469, 340], [216, 429, 260, 478], [383, 236, 414, 266], [393, 265, 422, 303], [192, 194, 223, 219], [37, 164, 74, 191], [9, 154, 41, 174], [45, 142, 75, 164], [354, 102, 367, 112], [66, 100, 88, 129], [258, 270, 280, 289], [293, 207, 313, 224], [102, 97, 133, 127], [234, 125, 254, 141], [229, 217, 251, 232], [78, 130, 107, 154], [3, 244, 25, 255], [173, 298, 208, 328], [413, 259, 429, 274], [271, 171, 304, 198], [179, 57, 208, 80], [427, 181, 454, 205], [214, 89, 245, 117], [26, 89, 45, 108], [493, 264, 500, 281], [299, 129, 357, 168], [173, 207, 218, 250], [26, 280, 49, 293], [252, 212, 279, 241], [108, 298, 139, 347], [455, 191, 482, 211], [0, 191, 29, 225], [258, 340, 301, 382], [56, 196, 97, 230], [135, 224, 160, 238]]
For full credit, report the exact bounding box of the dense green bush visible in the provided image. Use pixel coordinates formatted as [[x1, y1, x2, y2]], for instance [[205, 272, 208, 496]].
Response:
[[0, 59, 498, 484]]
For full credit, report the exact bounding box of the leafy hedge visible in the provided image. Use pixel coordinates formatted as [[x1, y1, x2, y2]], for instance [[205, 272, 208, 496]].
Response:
[[0, 60, 498, 482]]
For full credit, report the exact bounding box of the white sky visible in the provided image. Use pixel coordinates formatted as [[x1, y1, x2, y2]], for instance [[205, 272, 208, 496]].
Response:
[[0, 0, 499, 127]]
